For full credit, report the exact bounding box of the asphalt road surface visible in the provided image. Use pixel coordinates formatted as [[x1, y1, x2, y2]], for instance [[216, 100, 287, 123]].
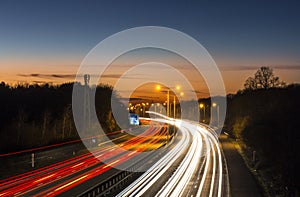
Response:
[[219, 134, 262, 197]]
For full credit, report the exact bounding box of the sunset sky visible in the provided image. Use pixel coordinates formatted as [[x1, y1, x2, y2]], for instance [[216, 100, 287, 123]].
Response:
[[1, 0, 300, 97]]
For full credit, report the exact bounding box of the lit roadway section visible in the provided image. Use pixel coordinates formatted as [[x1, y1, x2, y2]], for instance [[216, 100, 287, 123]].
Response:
[[0, 113, 227, 196], [118, 112, 224, 197], [0, 124, 167, 196]]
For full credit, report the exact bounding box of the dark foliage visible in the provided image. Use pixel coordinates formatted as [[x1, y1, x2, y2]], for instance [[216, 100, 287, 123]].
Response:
[[225, 84, 300, 194], [0, 82, 125, 154]]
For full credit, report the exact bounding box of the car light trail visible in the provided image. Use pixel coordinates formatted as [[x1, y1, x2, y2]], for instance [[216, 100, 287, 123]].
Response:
[[118, 112, 224, 197], [0, 124, 166, 196], [0, 112, 226, 196], [117, 121, 190, 197], [208, 138, 216, 197], [34, 126, 167, 196], [155, 125, 202, 196], [53, 175, 89, 192]]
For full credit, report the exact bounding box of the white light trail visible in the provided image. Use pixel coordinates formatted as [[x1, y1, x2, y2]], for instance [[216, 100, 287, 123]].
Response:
[[118, 112, 224, 197]]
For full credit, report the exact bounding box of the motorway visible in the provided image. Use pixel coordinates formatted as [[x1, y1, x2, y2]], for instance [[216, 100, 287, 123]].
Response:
[[0, 123, 168, 196], [118, 113, 228, 197], [0, 113, 229, 197]]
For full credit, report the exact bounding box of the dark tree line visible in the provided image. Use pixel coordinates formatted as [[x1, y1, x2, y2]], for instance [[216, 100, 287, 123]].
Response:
[[224, 67, 299, 195], [0, 82, 125, 154]]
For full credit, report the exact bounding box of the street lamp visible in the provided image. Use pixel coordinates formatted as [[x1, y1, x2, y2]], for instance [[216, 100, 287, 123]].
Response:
[[212, 102, 219, 127], [175, 91, 184, 118], [155, 84, 182, 118], [156, 85, 170, 116], [155, 84, 182, 145], [156, 85, 161, 91], [173, 96, 176, 118], [142, 103, 146, 116], [157, 103, 161, 113], [173, 85, 185, 119], [199, 103, 206, 122]]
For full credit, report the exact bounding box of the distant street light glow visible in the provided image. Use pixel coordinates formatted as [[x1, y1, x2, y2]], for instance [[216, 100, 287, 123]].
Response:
[[156, 85, 161, 91]]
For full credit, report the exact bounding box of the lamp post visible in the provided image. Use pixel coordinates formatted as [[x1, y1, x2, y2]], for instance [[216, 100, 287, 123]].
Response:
[[157, 103, 161, 113], [212, 102, 219, 127], [156, 85, 182, 144], [156, 84, 183, 118], [199, 103, 206, 123], [156, 85, 170, 117], [173, 96, 176, 118], [167, 89, 170, 117], [142, 103, 146, 117]]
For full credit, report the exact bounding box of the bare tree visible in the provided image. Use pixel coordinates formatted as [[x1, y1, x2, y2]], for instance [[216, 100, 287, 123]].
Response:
[[17, 109, 28, 146], [42, 110, 51, 140], [62, 104, 72, 139], [244, 66, 285, 90]]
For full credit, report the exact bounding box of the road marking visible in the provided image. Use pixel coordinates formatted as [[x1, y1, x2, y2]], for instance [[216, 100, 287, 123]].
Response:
[[54, 175, 88, 192], [103, 160, 120, 169], [33, 174, 56, 183], [71, 162, 84, 168]]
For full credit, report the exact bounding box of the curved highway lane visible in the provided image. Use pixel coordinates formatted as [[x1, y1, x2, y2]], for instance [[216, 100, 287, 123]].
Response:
[[118, 112, 227, 197]]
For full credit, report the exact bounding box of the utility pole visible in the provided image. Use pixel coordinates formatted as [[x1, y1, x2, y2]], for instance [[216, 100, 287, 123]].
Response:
[[31, 153, 35, 168], [167, 89, 170, 117], [83, 74, 91, 135], [173, 96, 176, 118]]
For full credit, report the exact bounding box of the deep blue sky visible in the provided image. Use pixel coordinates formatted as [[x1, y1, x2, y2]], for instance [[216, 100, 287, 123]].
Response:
[[1, 0, 300, 90]]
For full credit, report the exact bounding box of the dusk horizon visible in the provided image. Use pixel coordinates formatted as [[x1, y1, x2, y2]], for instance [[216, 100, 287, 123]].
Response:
[[0, 1, 299, 196]]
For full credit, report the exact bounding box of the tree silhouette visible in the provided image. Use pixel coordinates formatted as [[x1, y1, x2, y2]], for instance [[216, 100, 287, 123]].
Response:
[[225, 84, 300, 196], [244, 66, 285, 90], [0, 82, 122, 153]]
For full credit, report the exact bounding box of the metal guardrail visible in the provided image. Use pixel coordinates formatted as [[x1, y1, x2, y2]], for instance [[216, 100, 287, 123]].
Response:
[[78, 169, 142, 197]]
